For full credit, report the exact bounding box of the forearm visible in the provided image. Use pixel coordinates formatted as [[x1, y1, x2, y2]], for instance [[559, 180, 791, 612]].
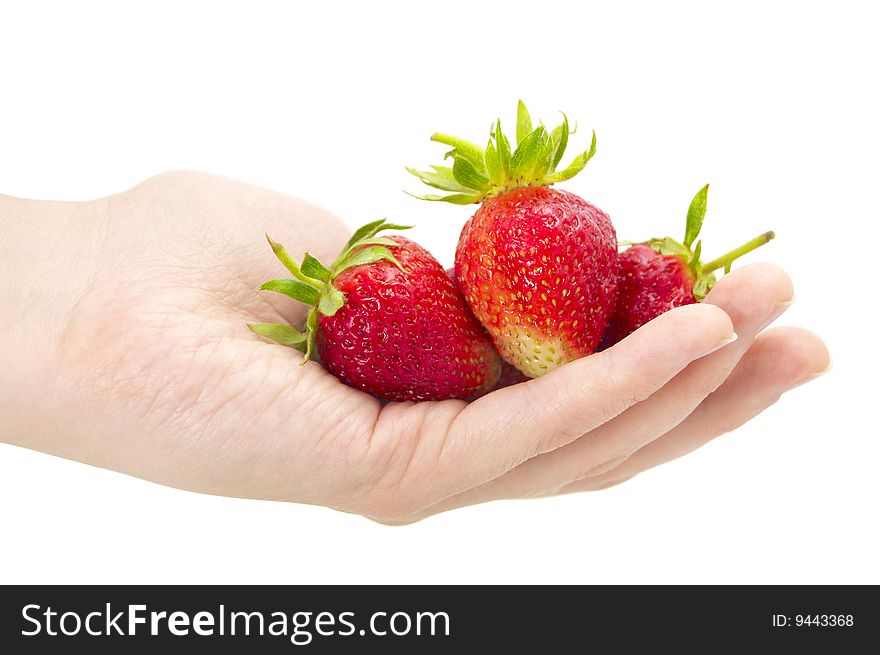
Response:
[[0, 196, 105, 448], [0, 175, 353, 461]]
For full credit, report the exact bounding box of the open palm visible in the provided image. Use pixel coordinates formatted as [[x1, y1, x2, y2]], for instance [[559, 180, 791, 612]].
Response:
[[4, 172, 829, 523]]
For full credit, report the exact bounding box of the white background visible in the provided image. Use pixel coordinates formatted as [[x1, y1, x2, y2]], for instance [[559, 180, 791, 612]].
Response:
[[1, 1, 877, 584]]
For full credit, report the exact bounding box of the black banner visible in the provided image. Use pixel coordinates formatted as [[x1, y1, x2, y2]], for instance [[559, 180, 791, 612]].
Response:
[[0, 585, 875, 652]]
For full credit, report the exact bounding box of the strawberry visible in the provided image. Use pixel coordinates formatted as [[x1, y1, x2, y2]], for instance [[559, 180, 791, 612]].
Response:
[[600, 184, 775, 348], [408, 101, 618, 377], [444, 265, 529, 391], [248, 220, 502, 402]]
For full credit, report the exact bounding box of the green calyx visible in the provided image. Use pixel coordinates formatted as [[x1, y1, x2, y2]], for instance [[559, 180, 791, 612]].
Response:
[[406, 100, 597, 205], [247, 219, 410, 363], [643, 184, 775, 300]]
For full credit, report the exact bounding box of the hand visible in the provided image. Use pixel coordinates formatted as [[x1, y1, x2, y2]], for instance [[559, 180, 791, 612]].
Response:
[[0, 172, 829, 523]]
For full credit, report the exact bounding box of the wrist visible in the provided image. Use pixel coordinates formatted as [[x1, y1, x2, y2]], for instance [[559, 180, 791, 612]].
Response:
[[0, 196, 102, 447]]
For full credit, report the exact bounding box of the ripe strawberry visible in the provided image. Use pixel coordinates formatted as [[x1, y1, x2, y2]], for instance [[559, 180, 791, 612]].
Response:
[[600, 184, 775, 348], [408, 101, 618, 377], [248, 219, 502, 402], [447, 266, 529, 391]]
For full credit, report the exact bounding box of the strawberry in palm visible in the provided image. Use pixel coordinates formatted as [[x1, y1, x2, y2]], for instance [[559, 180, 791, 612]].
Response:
[[408, 101, 618, 377], [248, 220, 501, 402], [600, 184, 775, 347]]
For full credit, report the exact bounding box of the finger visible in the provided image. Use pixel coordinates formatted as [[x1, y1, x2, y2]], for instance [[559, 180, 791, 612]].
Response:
[[402, 264, 790, 520], [479, 264, 794, 492], [562, 326, 831, 492], [407, 302, 734, 511]]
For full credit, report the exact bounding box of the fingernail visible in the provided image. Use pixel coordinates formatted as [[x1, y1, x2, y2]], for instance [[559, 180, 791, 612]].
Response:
[[762, 295, 796, 330], [777, 293, 797, 310], [704, 332, 738, 356], [791, 358, 833, 388], [806, 358, 833, 380]]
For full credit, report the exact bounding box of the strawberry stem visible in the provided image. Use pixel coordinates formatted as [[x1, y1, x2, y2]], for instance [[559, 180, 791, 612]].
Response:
[[702, 231, 776, 274]]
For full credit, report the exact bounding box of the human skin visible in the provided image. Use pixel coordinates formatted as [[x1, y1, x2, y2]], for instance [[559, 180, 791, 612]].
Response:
[[0, 172, 830, 523]]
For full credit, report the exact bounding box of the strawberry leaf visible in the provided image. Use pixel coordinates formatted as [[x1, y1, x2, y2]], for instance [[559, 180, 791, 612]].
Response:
[[532, 128, 555, 180], [246, 323, 307, 349], [516, 100, 533, 146], [689, 240, 703, 269], [684, 184, 709, 248], [405, 166, 473, 193], [649, 237, 692, 259], [485, 139, 501, 185], [301, 252, 330, 282], [341, 219, 388, 253], [693, 274, 716, 300], [259, 279, 321, 305], [304, 308, 318, 363], [337, 245, 405, 274], [550, 113, 570, 172], [543, 130, 596, 183], [510, 126, 549, 180], [430, 133, 487, 175], [406, 191, 483, 205], [358, 237, 399, 247], [494, 119, 512, 178], [318, 287, 346, 317], [265, 235, 323, 286], [337, 219, 411, 266], [452, 156, 490, 191]]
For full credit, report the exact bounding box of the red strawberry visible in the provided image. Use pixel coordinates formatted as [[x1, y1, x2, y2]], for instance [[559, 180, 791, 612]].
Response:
[[599, 244, 698, 347], [248, 220, 502, 402], [600, 184, 775, 348], [455, 257, 529, 391], [408, 101, 618, 377]]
